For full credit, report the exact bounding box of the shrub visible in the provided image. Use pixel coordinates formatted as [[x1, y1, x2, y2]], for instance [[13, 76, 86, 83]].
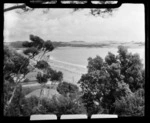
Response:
[[35, 60, 50, 70], [57, 82, 79, 97], [114, 91, 144, 116], [23, 78, 30, 83], [20, 96, 39, 116], [23, 47, 39, 58], [46, 68, 63, 82], [40, 96, 86, 116]]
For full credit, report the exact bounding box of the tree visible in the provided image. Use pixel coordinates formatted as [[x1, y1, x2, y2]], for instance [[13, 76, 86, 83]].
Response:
[[22, 41, 33, 48], [35, 60, 50, 70], [4, 83, 25, 116], [22, 35, 54, 61], [87, 55, 104, 73], [117, 45, 143, 92], [105, 52, 118, 65], [46, 67, 63, 82], [4, 45, 30, 111], [36, 72, 49, 101], [57, 81, 79, 97], [23, 47, 39, 58], [114, 89, 144, 116], [78, 46, 144, 115], [3, 35, 57, 116]]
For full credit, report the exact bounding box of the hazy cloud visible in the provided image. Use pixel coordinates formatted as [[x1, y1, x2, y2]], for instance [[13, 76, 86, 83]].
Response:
[[4, 4, 145, 42]]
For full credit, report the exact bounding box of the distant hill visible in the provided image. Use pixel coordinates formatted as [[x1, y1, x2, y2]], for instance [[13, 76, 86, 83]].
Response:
[[70, 41, 85, 43], [4, 40, 144, 49], [4, 41, 24, 49]]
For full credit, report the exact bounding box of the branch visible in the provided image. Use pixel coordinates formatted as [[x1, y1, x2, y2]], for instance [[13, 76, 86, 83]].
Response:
[[4, 4, 26, 12], [7, 86, 17, 106]]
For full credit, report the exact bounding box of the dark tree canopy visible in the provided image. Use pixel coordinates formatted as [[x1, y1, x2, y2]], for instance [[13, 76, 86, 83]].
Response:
[[57, 81, 79, 97], [4, 45, 29, 76], [78, 45, 144, 115], [46, 67, 63, 82], [23, 47, 39, 58], [35, 60, 50, 70], [29, 34, 45, 50], [87, 55, 104, 73], [22, 35, 54, 54], [36, 72, 49, 84], [22, 41, 33, 47], [43, 40, 54, 52]]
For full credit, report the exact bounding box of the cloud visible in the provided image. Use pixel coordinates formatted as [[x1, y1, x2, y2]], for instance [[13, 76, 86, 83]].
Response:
[[4, 4, 145, 42]]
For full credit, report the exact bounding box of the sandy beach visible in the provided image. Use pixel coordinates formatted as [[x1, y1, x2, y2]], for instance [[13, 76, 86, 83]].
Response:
[[25, 53, 87, 86], [48, 58, 87, 85]]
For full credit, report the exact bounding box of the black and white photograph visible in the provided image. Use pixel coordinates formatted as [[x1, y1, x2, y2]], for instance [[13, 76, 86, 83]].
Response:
[[3, 0, 145, 119]]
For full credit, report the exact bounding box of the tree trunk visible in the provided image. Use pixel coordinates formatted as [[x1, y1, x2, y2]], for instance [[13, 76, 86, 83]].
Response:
[[7, 86, 17, 106], [39, 51, 47, 60]]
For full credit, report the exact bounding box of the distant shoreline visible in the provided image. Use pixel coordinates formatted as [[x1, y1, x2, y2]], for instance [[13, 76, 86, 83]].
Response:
[[5, 40, 145, 49]]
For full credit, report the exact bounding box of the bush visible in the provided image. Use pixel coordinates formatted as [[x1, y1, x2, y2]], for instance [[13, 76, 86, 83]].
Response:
[[114, 91, 144, 116], [20, 96, 39, 116], [46, 68, 63, 82], [23, 47, 39, 58], [36, 72, 48, 84], [4, 85, 25, 116], [57, 82, 79, 97], [40, 96, 86, 116], [18, 95, 86, 116], [35, 60, 50, 70], [23, 78, 30, 83]]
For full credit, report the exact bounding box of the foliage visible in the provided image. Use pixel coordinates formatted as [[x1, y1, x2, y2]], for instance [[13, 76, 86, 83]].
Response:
[[12, 94, 86, 116], [78, 45, 145, 115], [105, 52, 118, 65], [87, 55, 104, 73], [57, 82, 79, 97], [43, 40, 54, 52], [22, 41, 33, 48], [114, 89, 144, 116], [46, 67, 63, 82], [117, 46, 143, 92], [3, 45, 30, 116], [3, 35, 63, 116], [35, 60, 50, 70], [29, 34, 45, 50], [20, 96, 39, 116], [4, 85, 25, 116], [36, 72, 48, 84], [4, 45, 29, 76], [23, 47, 39, 58], [23, 78, 30, 83]]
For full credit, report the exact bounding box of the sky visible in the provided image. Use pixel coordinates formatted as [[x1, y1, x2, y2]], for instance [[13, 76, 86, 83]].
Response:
[[4, 3, 145, 43]]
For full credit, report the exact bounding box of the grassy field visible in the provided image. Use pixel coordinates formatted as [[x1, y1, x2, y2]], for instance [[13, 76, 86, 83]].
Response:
[[22, 82, 58, 96]]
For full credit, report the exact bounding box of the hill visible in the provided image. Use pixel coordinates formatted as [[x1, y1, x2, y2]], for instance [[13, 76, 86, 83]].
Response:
[[4, 41, 24, 49]]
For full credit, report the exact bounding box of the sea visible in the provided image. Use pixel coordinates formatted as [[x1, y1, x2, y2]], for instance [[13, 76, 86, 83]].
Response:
[[48, 46, 145, 69]]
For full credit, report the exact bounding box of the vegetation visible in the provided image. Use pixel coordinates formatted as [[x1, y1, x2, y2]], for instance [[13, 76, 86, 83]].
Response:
[[3, 34, 144, 117], [114, 89, 144, 116], [57, 81, 79, 97], [78, 45, 145, 116], [3, 35, 63, 116], [4, 3, 145, 117]]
